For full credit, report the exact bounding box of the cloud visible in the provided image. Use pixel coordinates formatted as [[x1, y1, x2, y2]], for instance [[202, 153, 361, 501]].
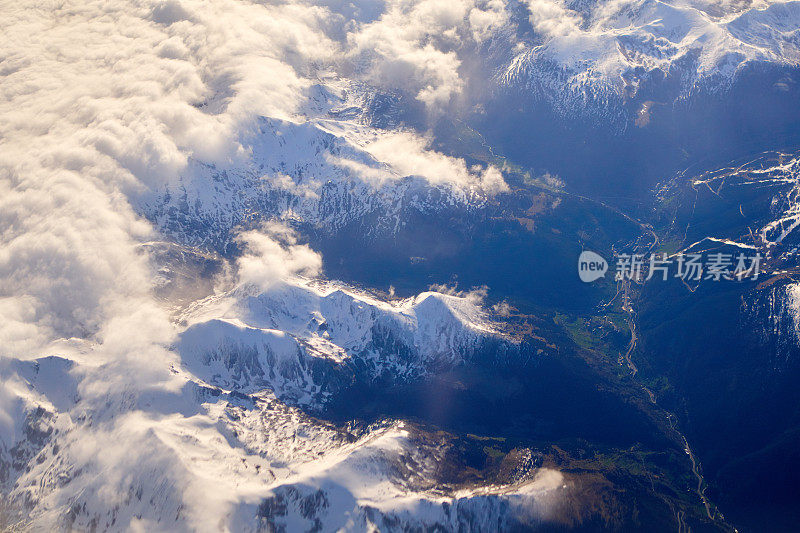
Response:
[[525, 0, 583, 39], [0, 0, 513, 528], [323, 126, 509, 193], [428, 283, 489, 305], [0, 0, 338, 526], [0, 0, 351, 355], [269, 173, 321, 199], [469, 0, 511, 42], [235, 223, 322, 290], [359, 131, 509, 194], [0, 0, 512, 363], [345, 0, 511, 111]]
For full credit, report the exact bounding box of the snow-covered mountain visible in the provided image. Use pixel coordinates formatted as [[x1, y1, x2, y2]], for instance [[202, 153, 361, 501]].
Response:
[[0, 355, 572, 531], [139, 83, 506, 251], [0, 280, 570, 531], [500, 0, 800, 116], [136, 2, 800, 253], [655, 149, 800, 362], [666, 150, 800, 247], [176, 280, 506, 407], [6, 0, 800, 530]]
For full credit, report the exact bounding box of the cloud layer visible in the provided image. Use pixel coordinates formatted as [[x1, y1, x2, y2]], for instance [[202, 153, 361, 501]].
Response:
[[0, 0, 515, 526]]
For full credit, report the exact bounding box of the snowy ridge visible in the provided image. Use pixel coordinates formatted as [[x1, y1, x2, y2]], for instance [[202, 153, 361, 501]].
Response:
[[248, 421, 566, 532], [742, 283, 800, 368], [687, 150, 800, 244], [176, 280, 506, 407], [500, 0, 800, 116], [662, 150, 800, 370], [683, 151, 800, 369], [0, 287, 560, 532], [140, 82, 503, 251]]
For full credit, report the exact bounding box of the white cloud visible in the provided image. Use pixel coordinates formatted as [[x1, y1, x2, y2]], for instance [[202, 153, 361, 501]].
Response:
[[235, 223, 322, 290], [428, 283, 489, 305], [526, 0, 583, 39], [360, 131, 509, 193], [0, 0, 511, 360], [0, 0, 511, 527], [0, 0, 348, 355], [0, 0, 338, 526], [269, 173, 321, 199], [346, 0, 512, 111], [469, 0, 511, 42]]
